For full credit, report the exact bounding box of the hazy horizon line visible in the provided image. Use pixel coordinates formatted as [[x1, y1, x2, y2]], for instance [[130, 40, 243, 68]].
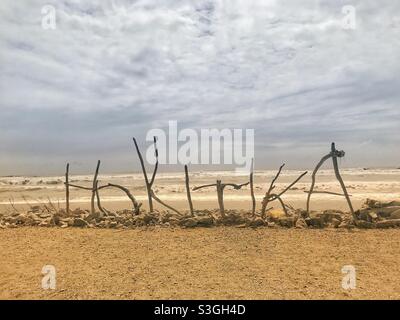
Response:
[[2, 165, 400, 179]]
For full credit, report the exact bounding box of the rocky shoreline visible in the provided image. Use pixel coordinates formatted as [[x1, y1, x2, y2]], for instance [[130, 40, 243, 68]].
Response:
[[1, 199, 400, 230]]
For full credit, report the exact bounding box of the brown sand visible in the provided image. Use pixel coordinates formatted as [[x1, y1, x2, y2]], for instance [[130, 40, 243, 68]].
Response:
[[1, 227, 399, 300]]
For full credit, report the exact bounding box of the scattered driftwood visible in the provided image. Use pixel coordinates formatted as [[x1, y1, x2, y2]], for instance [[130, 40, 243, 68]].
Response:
[[193, 180, 250, 217], [150, 190, 181, 215], [303, 190, 351, 197], [58, 141, 359, 220], [306, 142, 355, 219], [65, 161, 142, 216], [133, 136, 180, 214], [184, 165, 194, 216], [261, 164, 307, 218], [96, 183, 142, 215]]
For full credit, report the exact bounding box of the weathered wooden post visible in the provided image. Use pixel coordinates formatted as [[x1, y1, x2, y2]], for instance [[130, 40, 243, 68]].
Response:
[[132, 137, 180, 214], [193, 181, 249, 218], [133, 137, 154, 212], [216, 180, 225, 217], [306, 142, 355, 219], [184, 165, 194, 216], [95, 180, 107, 215], [91, 160, 101, 214], [331, 142, 354, 216], [65, 163, 70, 214], [261, 164, 307, 218], [250, 158, 256, 216]]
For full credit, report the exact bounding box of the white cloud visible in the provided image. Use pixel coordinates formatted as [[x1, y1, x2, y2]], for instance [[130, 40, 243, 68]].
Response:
[[0, 0, 399, 174]]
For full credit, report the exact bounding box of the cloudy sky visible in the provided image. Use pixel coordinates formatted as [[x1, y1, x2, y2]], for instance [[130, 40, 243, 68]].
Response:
[[0, 0, 399, 175]]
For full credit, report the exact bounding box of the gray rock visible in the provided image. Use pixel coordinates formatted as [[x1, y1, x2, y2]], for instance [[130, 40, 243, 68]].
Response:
[[355, 220, 376, 229], [305, 217, 324, 228], [278, 217, 295, 228], [331, 218, 341, 228], [179, 218, 198, 228], [15, 214, 28, 224], [39, 219, 51, 227], [161, 212, 181, 223], [72, 218, 89, 228], [168, 218, 180, 226], [72, 208, 87, 216], [365, 199, 400, 208], [195, 216, 214, 227], [321, 210, 343, 223], [219, 213, 246, 226], [295, 218, 307, 229], [247, 217, 266, 228], [109, 221, 118, 228], [338, 220, 354, 229], [389, 209, 400, 220], [367, 211, 378, 220], [30, 205, 41, 213], [85, 211, 102, 222], [376, 219, 400, 229], [142, 213, 157, 224], [123, 220, 133, 227], [50, 214, 61, 226]]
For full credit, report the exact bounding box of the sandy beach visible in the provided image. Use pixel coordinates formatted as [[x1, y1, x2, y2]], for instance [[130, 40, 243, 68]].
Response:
[[1, 168, 400, 300], [1, 227, 400, 300], [1, 168, 400, 214]]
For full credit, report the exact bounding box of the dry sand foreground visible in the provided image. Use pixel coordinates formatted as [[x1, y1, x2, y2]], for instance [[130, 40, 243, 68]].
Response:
[[1, 227, 399, 300]]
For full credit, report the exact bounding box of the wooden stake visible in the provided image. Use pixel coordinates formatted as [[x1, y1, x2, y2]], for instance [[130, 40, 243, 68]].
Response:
[[261, 164, 284, 216], [250, 158, 256, 216], [91, 160, 100, 214], [65, 163, 70, 214], [193, 181, 248, 217], [306, 143, 355, 219], [306, 153, 331, 214], [184, 165, 194, 216], [95, 180, 108, 216], [261, 164, 307, 218], [133, 137, 157, 212], [216, 180, 225, 217], [331, 142, 355, 217]]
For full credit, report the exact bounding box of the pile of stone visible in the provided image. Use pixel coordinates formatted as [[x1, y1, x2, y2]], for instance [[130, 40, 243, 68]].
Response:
[[0, 206, 268, 229], [269, 209, 352, 229], [353, 199, 400, 229], [1, 199, 400, 229]]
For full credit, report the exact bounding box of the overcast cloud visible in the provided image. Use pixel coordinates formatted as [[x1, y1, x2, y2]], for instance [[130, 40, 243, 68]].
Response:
[[0, 0, 399, 175]]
